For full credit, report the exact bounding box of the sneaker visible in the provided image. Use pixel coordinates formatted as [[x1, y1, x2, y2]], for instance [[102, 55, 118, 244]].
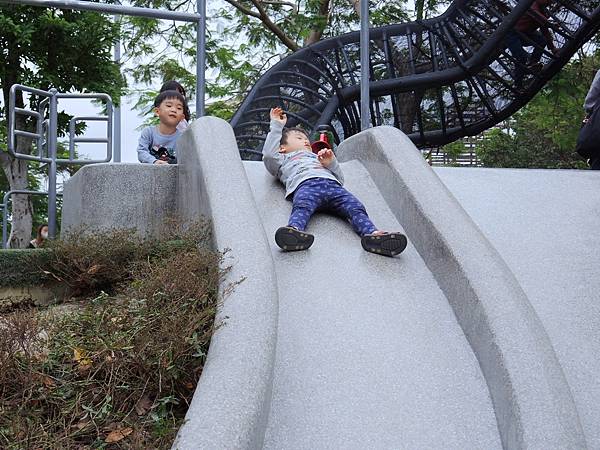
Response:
[[361, 232, 407, 257], [275, 226, 314, 251]]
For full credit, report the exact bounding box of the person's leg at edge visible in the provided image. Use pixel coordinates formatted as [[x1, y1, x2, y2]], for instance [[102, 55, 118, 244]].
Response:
[[505, 30, 528, 89], [525, 30, 548, 66]]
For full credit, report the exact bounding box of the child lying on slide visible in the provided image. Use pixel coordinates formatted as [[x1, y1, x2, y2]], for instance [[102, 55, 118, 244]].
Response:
[[262, 107, 407, 257]]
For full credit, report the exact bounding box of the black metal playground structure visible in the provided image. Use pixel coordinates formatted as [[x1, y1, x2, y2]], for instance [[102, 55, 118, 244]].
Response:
[[231, 0, 600, 159]]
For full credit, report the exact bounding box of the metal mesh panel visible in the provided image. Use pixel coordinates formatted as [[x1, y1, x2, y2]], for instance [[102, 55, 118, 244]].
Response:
[[231, 0, 600, 157]]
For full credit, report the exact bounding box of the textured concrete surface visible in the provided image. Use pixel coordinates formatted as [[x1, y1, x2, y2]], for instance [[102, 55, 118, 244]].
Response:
[[436, 167, 600, 449], [246, 160, 501, 449], [337, 127, 586, 449], [61, 163, 178, 238], [62, 120, 599, 449], [172, 117, 278, 450], [0, 285, 69, 309]]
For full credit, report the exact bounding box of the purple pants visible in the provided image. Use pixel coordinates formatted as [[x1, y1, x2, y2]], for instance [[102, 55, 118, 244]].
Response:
[[288, 178, 377, 236]]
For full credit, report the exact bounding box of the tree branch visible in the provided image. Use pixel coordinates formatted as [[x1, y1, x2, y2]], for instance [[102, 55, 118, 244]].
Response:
[[248, 0, 299, 51], [261, 0, 297, 11], [305, 0, 331, 46], [223, 0, 261, 19]]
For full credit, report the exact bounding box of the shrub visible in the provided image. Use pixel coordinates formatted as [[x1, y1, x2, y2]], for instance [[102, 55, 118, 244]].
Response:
[[0, 249, 53, 287], [0, 222, 224, 449]]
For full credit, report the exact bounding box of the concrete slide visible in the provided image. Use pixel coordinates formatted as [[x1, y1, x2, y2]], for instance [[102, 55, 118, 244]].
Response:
[[62, 118, 600, 450]]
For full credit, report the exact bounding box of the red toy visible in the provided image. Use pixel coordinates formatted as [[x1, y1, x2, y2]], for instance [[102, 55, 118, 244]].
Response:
[[311, 131, 331, 153]]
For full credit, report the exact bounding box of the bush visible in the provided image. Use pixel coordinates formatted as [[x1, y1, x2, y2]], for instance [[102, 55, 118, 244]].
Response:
[[0, 249, 53, 287], [0, 222, 224, 449]]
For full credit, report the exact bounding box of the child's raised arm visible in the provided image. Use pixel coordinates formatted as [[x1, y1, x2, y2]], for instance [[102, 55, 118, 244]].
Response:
[[270, 107, 287, 126], [262, 108, 286, 176]]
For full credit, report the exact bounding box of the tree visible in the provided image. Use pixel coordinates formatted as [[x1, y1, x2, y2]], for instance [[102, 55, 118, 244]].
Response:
[[0, 4, 126, 247], [123, 1, 447, 122], [473, 53, 599, 169]]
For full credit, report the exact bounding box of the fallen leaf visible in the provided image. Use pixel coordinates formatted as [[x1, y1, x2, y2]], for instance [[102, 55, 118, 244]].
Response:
[[41, 376, 56, 388], [73, 420, 89, 430], [87, 264, 102, 274], [105, 427, 133, 443], [73, 348, 85, 362], [135, 395, 153, 416]]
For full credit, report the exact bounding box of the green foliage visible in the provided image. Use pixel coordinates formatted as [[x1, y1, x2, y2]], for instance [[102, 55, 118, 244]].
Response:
[[0, 224, 223, 448], [0, 5, 126, 107], [477, 55, 599, 169], [124, 1, 441, 122], [440, 139, 465, 166], [0, 249, 53, 287]]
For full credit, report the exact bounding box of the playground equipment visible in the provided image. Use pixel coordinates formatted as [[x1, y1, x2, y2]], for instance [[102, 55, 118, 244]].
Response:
[[61, 117, 600, 449], [0, 0, 207, 247], [3, 85, 112, 245], [5, 0, 600, 447], [231, 0, 600, 158]]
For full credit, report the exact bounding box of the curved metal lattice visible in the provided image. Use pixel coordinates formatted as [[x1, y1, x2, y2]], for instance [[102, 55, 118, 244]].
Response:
[[230, 0, 600, 159]]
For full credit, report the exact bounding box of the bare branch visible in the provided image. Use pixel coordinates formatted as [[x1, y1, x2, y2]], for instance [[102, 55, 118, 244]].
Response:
[[223, 0, 261, 19], [261, 0, 297, 11], [249, 0, 299, 51], [348, 0, 360, 17]]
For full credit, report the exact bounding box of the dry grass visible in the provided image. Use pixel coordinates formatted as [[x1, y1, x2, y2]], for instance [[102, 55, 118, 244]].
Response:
[[0, 223, 225, 449]]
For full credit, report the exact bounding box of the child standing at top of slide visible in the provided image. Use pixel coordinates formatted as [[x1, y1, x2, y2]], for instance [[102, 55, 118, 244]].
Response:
[[262, 107, 407, 257]]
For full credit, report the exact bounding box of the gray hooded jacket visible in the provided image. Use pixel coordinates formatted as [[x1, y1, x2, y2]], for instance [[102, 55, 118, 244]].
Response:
[[262, 120, 344, 198]]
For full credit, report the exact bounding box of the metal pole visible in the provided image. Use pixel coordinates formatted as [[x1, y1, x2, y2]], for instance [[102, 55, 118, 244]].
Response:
[[0, 0, 201, 22], [1, 204, 7, 249], [197, 0, 206, 117], [360, 0, 370, 130], [113, 14, 122, 162], [47, 89, 58, 239]]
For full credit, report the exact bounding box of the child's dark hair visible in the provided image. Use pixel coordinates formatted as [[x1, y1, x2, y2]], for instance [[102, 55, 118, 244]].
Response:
[[160, 81, 190, 121], [280, 127, 309, 146], [154, 90, 187, 111], [160, 80, 186, 97]]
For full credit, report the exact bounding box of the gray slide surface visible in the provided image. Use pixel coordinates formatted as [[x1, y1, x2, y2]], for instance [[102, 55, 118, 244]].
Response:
[[246, 159, 501, 449], [437, 167, 600, 449], [62, 118, 597, 449]]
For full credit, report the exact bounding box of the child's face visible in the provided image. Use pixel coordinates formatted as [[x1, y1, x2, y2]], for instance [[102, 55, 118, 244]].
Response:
[[154, 97, 185, 127], [280, 130, 311, 154]]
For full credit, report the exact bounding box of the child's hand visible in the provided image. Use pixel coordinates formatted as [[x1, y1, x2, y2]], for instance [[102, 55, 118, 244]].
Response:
[[317, 148, 335, 167], [270, 107, 287, 126], [153, 159, 169, 165]]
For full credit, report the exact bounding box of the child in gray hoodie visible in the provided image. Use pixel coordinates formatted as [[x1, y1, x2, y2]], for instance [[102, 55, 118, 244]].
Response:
[[262, 107, 407, 257]]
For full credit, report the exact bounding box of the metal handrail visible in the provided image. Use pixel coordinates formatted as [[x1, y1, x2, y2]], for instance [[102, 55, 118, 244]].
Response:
[[7, 84, 115, 240], [0, 0, 207, 245]]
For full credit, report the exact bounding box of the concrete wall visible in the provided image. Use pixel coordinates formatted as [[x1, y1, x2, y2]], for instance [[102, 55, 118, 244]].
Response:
[[61, 163, 177, 238]]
